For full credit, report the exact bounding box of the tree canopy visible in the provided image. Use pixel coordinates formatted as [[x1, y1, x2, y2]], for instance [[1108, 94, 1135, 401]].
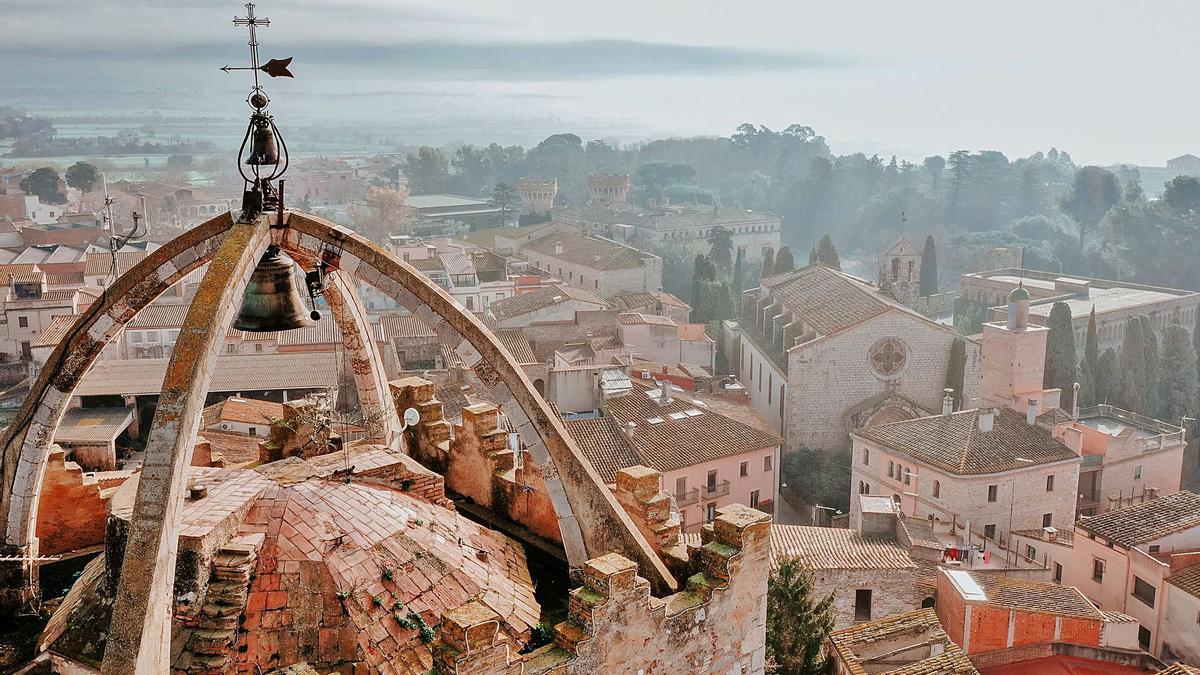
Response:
[[19, 167, 66, 204], [64, 161, 99, 193]]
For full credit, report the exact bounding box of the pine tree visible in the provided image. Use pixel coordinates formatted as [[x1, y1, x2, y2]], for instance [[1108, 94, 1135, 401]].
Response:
[[1043, 301, 1078, 411], [815, 234, 841, 270], [775, 246, 795, 274], [1078, 306, 1100, 406], [1097, 347, 1121, 406], [945, 336, 967, 410], [1120, 318, 1148, 414], [1159, 322, 1198, 423], [762, 248, 775, 280], [919, 235, 938, 296], [766, 558, 834, 675], [1140, 315, 1160, 417]]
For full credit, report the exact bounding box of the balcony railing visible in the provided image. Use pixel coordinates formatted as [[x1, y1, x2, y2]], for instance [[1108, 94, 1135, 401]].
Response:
[[675, 488, 700, 506], [703, 480, 730, 499], [1077, 404, 1187, 451]]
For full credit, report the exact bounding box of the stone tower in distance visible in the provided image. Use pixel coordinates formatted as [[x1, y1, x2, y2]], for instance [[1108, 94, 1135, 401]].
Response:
[[877, 237, 921, 308], [588, 173, 630, 203], [517, 177, 557, 216]]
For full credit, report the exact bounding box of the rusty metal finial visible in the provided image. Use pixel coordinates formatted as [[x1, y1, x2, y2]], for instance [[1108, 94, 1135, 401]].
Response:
[[223, 2, 292, 222]]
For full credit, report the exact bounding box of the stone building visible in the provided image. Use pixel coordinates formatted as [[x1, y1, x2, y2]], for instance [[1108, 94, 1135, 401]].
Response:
[[877, 237, 922, 308], [735, 263, 981, 447], [587, 173, 630, 203], [486, 284, 610, 328], [517, 231, 663, 299], [555, 201, 781, 263], [517, 177, 557, 216], [961, 268, 1200, 353], [607, 290, 690, 323], [826, 608, 979, 675]]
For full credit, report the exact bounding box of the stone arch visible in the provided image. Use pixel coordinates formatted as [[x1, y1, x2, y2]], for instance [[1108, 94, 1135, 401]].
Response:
[[532, 378, 545, 396], [0, 210, 669, 618]]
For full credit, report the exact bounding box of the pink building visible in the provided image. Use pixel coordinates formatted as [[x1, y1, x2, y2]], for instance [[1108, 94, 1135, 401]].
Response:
[[565, 379, 782, 530]]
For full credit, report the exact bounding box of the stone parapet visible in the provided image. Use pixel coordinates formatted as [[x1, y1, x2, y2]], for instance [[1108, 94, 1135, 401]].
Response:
[[612, 466, 687, 572], [390, 376, 452, 471], [433, 503, 772, 675]]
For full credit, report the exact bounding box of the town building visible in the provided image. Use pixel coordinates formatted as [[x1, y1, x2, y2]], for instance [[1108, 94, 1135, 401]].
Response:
[[517, 231, 663, 298], [735, 263, 981, 445], [1164, 560, 1200, 666], [486, 284, 610, 327], [616, 312, 714, 370], [517, 177, 557, 216], [1018, 491, 1200, 659], [961, 268, 1200, 353], [564, 379, 781, 531], [555, 200, 781, 263], [405, 193, 511, 229], [608, 289, 690, 322], [826, 608, 979, 675], [1167, 154, 1200, 171]]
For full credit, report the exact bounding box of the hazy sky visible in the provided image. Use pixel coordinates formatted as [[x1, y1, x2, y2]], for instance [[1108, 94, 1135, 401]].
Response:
[[5, 0, 1198, 165]]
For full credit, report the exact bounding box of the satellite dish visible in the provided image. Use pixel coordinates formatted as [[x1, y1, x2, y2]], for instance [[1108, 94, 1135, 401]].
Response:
[[403, 407, 420, 428]]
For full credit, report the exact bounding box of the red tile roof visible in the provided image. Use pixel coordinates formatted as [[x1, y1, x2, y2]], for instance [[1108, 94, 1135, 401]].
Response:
[[1077, 491, 1200, 547]]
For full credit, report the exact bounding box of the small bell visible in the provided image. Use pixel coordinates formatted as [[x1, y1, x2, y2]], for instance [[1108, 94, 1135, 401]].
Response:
[[234, 246, 312, 332], [245, 116, 280, 166]]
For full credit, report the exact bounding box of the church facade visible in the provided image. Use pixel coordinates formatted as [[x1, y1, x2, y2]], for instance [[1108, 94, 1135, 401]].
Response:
[[735, 264, 981, 451]]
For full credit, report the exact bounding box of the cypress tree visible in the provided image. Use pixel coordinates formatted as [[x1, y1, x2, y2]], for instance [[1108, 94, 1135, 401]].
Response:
[[1140, 315, 1160, 417], [766, 558, 835, 675], [762, 248, 775, 279], [808, 246, 818, 265], [1120, 318, 1148, 413], [815, 234, 841, 270], [1096, 347, 1121, 406], [1159, 322, 1198, 423], [945, 336, 967, 410], [732, 247, 745, 292], [775, 246, 795, 274], [919, 235, 939, 296], [1043, 301, 1078, 411], [690, 254, 709, 320], [1078, 306, 1100, 406]]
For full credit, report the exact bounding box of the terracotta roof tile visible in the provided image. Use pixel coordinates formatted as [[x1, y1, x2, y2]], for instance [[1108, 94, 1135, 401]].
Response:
[[761, 264, 890, 335], [961, 570, 1103, 620], [128, 303, 188, 328], [562, 416, 641, 483], [828, 608, 977, 675], [1078, 491, 1200, 547], [53, 406, 134, 444], [380, 314, 436, 340], [202, 396, 284, 427], [488, 284, 606, 321], [1160, 665, 1200, 675], [771, 525, 916, 571], [31, 314, 78, 348], [616, 312, 675, 326], [495, 328, 537, 364], [853, 407, 1079, 475], [1167, 562, 1200, 599], [522, 232, 647, 271]]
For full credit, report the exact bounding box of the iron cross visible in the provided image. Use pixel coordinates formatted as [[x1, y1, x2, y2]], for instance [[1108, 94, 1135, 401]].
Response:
[[221, 2, 293, 92]]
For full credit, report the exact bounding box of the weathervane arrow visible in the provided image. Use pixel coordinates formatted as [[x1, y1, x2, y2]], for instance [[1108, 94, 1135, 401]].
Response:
[[221, 57, 294, 78]]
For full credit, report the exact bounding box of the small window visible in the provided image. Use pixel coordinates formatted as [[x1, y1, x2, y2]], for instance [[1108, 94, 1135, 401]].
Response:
[[932, 480, 941, 499], [17, 316, 28, 328], [675, 476, 687, 498], [739, 461, 749, 478], [1046, 475, 1055, 492], [750, 490, 760, 508], [248, 426, 257, 437], [1149, 545, 1160, 554], [255, 343, 263, 353], [1132, 576, 1156, 608], [889, 461, 895, 478], [1134, 465, 1143, 480], [903, 469, 911, 486], [854, 589, 872, 622], [1138, 626, 1151, 651], [1043, 513, 1053, 528], [226, 344, 236, 354], [763, 455, 773, 471], [132, 332, 143, 343], [1026, 544, 1037, 561], [862, 448, 870, 465], [987, 485, 998, 502], [1093, 559, 1105, 582], [705, 503, 716, 522], [984, 524, 996, 540], [1054, 563, 1063, 584]]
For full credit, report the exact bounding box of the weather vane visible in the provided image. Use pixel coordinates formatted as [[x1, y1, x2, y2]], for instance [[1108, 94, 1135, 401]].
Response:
[[223, 2, 294, 221]]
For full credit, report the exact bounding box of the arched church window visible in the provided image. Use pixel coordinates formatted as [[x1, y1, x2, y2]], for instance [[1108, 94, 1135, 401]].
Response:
[[907, 260, 915, 281], [891, 257, 900, 281]]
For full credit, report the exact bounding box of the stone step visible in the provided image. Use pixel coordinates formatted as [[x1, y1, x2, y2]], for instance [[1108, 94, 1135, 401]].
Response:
[[200, 601, 243, 619]]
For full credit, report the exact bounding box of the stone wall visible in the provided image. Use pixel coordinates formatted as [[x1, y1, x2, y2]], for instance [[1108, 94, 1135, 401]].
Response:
[[390, 376, 452, 473], [434, 503, 771, 675], [810, 567, 922, 630]]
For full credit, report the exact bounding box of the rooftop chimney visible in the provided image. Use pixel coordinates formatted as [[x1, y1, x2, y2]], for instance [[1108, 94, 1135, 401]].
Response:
[[942, 388, 954, 417], [554, 240, 563, 255], [978, 409, 995, 433], [658, 379, 673, 405], [623, 421, 637, 440], [1026, 398, 1038, 426], [1072, 382, 1081, 419]]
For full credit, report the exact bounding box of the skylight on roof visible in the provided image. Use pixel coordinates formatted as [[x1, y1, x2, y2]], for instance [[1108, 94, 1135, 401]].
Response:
[[647, 417, 664, 424], [684, 409, 702, 417], [667, 412, 687, 420]]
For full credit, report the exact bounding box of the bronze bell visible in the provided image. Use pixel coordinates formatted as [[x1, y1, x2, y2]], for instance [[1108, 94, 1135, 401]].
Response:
[[245, 117, 279, 166], [234, 246, 312, 332]]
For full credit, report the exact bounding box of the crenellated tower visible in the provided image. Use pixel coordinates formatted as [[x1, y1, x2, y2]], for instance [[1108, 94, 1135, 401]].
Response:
[[517, 177, 557, 216], [587, 173, 630, 203]]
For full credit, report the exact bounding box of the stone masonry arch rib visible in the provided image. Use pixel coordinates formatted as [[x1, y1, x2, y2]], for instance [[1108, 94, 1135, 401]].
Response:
[[0, 210, 671, 613]]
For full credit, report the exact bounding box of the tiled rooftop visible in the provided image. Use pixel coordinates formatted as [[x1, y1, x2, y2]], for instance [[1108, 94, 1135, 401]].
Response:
[[495, 328, 537, 364], [1076, 491, 1200, 547], [53, 406, 134, 444], [827, 608, 977, 675], [202, 396, 284, 428], [957, 570, 1103, 620], [853, 407, 1079, 475], [761, 264, 892, 336], [1167, 561, 1200, 599], [30, 313, 77, 348], [487, 284, 607, 321], [74, 352, 339, 397], [770, 525, 916, 571], [522, 232, 648, 271]]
